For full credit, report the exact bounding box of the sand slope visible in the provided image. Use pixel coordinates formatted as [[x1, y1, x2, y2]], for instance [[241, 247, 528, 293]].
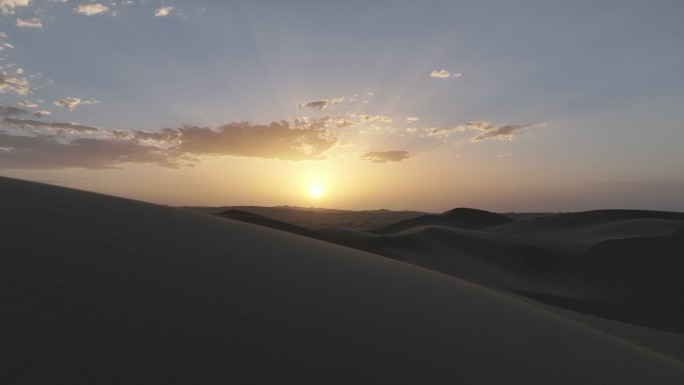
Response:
[[2, 176, 684, 384]]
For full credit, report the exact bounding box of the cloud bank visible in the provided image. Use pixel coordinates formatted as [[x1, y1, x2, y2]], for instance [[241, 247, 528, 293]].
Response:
[[0, 118, 340, 169]]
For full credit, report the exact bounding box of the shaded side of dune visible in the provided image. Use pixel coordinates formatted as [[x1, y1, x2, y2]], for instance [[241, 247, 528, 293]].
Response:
[[217, 206, 684, 335]]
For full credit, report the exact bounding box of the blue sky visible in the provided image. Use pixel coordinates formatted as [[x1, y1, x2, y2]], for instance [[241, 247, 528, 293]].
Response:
[[1, 0, 684, 211]]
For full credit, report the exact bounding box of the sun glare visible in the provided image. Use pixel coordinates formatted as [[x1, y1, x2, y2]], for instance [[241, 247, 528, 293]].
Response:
[[308, 183, 324, 199]]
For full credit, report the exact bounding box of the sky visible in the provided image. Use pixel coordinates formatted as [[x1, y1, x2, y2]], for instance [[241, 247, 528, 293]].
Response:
[[1, 0, 684, 212]]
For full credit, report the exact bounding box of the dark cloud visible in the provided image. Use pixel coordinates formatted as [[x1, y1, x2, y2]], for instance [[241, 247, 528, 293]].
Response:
[[0, 105, 29, 118], [360, 150, 409, 163]]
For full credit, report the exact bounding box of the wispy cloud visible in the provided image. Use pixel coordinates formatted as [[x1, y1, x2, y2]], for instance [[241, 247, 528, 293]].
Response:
[[53, 97, 98, 111], [430, 69, 462, 79], [406, 116, 420, 122], [75, 3, 111, 16], [15, 17, 43, 28], [0, 0, 30, 15], [154, 6, 173, 17], [2, 117, 102, 133], [360, 150, 410, 163], [428, 121, 545, 142], [471, 122, 544, 142], [0, 69, 30, 95], [298, 97, 344, 111], [18, 100, 38, 108]]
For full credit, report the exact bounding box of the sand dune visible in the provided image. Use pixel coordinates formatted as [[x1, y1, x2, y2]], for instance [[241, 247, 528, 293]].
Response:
[[211, 204, 684, 354], [486, 209, 684, 240], [2, 176, 684, 384], [370, 207, 513, 235]]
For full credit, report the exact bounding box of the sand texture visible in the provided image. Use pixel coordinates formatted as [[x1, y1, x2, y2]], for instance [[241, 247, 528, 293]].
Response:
[[2, 176, 684, 384]]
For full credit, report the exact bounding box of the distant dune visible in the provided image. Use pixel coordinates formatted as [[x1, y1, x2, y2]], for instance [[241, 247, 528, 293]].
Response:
[[189, 205, 428, 230], [370, 207, 514, 234], [3, 176, 684, 384]]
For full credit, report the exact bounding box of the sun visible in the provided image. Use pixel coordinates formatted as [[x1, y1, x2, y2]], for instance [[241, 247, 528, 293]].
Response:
[[308, 183, 324, 199]]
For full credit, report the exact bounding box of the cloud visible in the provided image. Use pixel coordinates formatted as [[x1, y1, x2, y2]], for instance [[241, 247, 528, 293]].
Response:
[[428, 121, 545, 142], [0, 69, 30, 95], [34, 110, 51, 117], [0, 105, 29, 118], [53, 97, 97, 111], [154, 6, 172, 17], [430, 69, 462, 79], [298, 98, 344, 111], [0, 133, 187, 169], [359, 150, 409, 163], [406, 116, 420, 122], [0, 0, 30, 15], [470, 122, 543, 142], [18, 100, 39, 108], [75, 3, 110, 16], [15, 17, 43, 28], [1, 117, 102, 134], [0, 118, 340, 169], [173, 121, 338, 161]]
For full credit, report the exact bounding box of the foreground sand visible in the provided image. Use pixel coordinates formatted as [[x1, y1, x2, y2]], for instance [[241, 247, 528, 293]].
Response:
[[2, 176, 684, 384]]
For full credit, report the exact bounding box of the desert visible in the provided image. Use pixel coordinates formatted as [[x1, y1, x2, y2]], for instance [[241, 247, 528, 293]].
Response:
[[3, 176, 684, 384]]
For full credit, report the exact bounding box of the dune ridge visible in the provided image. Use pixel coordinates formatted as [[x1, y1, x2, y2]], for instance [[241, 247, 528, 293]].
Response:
[[2, 176, 684, 384]]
